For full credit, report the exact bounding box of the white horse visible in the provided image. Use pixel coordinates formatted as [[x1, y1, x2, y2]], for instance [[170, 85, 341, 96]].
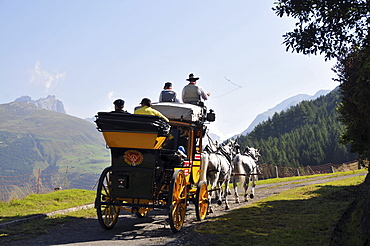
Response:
[[201, 139, 236, 210], [232, 146, 261, 203]]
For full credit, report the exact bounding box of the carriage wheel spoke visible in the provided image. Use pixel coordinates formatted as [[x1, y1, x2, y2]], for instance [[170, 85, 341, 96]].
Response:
[[96, 167, 119, 230]]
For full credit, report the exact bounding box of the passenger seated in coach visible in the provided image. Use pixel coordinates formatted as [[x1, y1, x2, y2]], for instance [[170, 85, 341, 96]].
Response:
[[134, 98, 169, 122], [111, 99, 130, 114], [159, 82, 180, 103]]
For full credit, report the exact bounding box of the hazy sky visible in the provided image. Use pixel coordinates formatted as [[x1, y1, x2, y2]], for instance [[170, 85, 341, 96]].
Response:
[[0, 1, 338, 139]]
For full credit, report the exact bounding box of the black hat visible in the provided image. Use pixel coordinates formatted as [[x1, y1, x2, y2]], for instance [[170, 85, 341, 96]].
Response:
[[186, 73, 199, 81], [164, 82, 172, 89], [113, 99, 125, 107]]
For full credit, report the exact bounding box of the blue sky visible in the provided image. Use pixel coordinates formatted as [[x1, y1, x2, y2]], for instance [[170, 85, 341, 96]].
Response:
[[0, 1, 338, 139]]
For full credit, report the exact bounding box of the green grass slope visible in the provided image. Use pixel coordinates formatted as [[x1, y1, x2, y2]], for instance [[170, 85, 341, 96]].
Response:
[[0, 102, 109, 191]]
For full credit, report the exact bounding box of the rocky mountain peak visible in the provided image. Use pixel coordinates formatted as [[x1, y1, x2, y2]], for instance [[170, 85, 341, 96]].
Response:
[[14, 95, 66, 114]]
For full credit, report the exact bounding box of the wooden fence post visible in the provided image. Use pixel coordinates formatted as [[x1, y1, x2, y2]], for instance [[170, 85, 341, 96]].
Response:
[[308, 165, 314, 175], [275, 166, 279, 178], [63, 166, 69, 190]]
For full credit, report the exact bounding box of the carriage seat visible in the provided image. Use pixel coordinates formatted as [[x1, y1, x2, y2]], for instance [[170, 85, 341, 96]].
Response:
[[95, 112, 170, 149], [150, 102, 205, 124]]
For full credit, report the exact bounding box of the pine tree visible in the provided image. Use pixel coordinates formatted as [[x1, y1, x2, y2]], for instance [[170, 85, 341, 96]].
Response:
[[238, 89, 356, 167]]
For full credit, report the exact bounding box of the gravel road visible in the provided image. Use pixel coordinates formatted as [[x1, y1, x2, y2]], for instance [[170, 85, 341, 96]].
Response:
[[2, 173, 366, 246]]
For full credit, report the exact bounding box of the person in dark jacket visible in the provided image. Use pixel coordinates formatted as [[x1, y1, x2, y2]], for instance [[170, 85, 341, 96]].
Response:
[[159, 82, 180, 102], [112, 99, 129, 113]]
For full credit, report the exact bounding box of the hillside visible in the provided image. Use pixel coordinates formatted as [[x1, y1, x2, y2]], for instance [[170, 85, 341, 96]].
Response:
[[240, 89, 331, 135], [237, 89, 357, 167], [0, 102, 109, 190]]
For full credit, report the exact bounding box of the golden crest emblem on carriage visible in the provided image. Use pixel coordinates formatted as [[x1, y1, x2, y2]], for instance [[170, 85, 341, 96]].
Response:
[[123, 150, 144, 166]]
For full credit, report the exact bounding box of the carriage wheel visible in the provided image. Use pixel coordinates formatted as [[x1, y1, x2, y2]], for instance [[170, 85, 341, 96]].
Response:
[[96, 166, 120, 230], [168, 170, 187, 233], [195, 181, 209, 221]]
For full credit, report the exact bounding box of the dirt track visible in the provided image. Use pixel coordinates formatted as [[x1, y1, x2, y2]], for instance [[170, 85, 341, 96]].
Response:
[[2, 173, 366, 246]]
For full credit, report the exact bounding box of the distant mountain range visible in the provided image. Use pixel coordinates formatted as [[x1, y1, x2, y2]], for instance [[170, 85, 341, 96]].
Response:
[[239, 89, 331, 136], [14, 95, 66, 114]]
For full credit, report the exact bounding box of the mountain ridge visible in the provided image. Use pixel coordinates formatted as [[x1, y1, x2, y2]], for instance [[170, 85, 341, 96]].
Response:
[[237, 88, 356, 167], [239, 89, 331, 136], [14, 95, 66, 114]]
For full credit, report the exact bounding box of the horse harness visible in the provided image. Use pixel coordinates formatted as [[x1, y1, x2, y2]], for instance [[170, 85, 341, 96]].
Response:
[[208, 146, 233, 174]]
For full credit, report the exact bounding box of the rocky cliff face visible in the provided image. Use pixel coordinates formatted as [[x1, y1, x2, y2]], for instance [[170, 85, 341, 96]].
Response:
[[14, 95, 66, 114]]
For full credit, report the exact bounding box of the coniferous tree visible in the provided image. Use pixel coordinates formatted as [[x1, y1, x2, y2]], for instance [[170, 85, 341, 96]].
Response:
[[238, 89, 356, 167]]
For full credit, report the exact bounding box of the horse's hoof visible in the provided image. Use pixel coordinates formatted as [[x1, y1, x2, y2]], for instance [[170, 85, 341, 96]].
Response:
[[227, 191, 232, 195], [217, 200, 222, 206], [250, 194, 254, 199], [225, 205, 230, 210], [209, 207, 214, 213], [235, 199, 240, 204]]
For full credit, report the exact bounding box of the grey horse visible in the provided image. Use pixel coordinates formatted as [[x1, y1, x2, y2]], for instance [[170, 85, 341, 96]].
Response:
[[232, 146, 261, 203], [200, 139, 236, 210]]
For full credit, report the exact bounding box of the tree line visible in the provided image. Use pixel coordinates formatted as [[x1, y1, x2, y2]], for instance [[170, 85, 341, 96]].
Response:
[[236, 89, 356, 167]]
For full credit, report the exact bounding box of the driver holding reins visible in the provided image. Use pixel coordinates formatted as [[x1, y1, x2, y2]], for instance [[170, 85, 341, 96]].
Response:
[[182, 73, 210, 105]]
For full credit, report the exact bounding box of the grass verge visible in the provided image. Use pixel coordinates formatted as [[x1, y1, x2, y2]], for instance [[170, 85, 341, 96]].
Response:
[[195, 174, 366, 246], [0, 189, 97, 242], [0, 189, 95, 224], [255, 169, 367, 186]]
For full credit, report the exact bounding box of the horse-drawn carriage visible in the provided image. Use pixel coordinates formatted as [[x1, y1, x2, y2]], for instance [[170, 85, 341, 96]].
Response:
[[94, 102, 215, 232]]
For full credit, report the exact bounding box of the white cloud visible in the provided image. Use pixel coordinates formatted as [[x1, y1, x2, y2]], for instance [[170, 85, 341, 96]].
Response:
[[107, 91, 115, 101], [29, 61, 65, 91]]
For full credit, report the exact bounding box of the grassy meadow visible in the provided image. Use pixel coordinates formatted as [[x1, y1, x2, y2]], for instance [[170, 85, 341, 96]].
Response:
[[0, 170, 368, 245], [195, 170, 368, 246]]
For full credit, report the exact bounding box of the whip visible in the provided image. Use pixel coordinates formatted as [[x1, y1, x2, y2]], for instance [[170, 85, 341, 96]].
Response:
[[208, 76, 243, 98]]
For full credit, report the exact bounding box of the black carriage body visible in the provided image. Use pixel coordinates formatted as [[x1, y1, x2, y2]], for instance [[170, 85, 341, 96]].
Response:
[[95, 103, 212, 200], [110, 148, 162, 200]]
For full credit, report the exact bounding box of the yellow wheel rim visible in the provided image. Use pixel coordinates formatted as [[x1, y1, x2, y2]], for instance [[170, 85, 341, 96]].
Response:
[[169, 170, 187, 232]]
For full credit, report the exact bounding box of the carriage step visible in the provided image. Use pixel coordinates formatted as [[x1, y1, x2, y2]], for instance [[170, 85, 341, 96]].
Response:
[[207, 188, 220, 192]]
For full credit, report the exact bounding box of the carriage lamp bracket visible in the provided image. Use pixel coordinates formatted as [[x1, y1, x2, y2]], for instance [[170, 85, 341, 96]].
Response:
[[118, 175, 129, 189]]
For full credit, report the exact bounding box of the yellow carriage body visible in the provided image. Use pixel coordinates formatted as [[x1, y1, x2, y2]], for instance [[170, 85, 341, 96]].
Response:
[[102, 131, 166, 149]]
